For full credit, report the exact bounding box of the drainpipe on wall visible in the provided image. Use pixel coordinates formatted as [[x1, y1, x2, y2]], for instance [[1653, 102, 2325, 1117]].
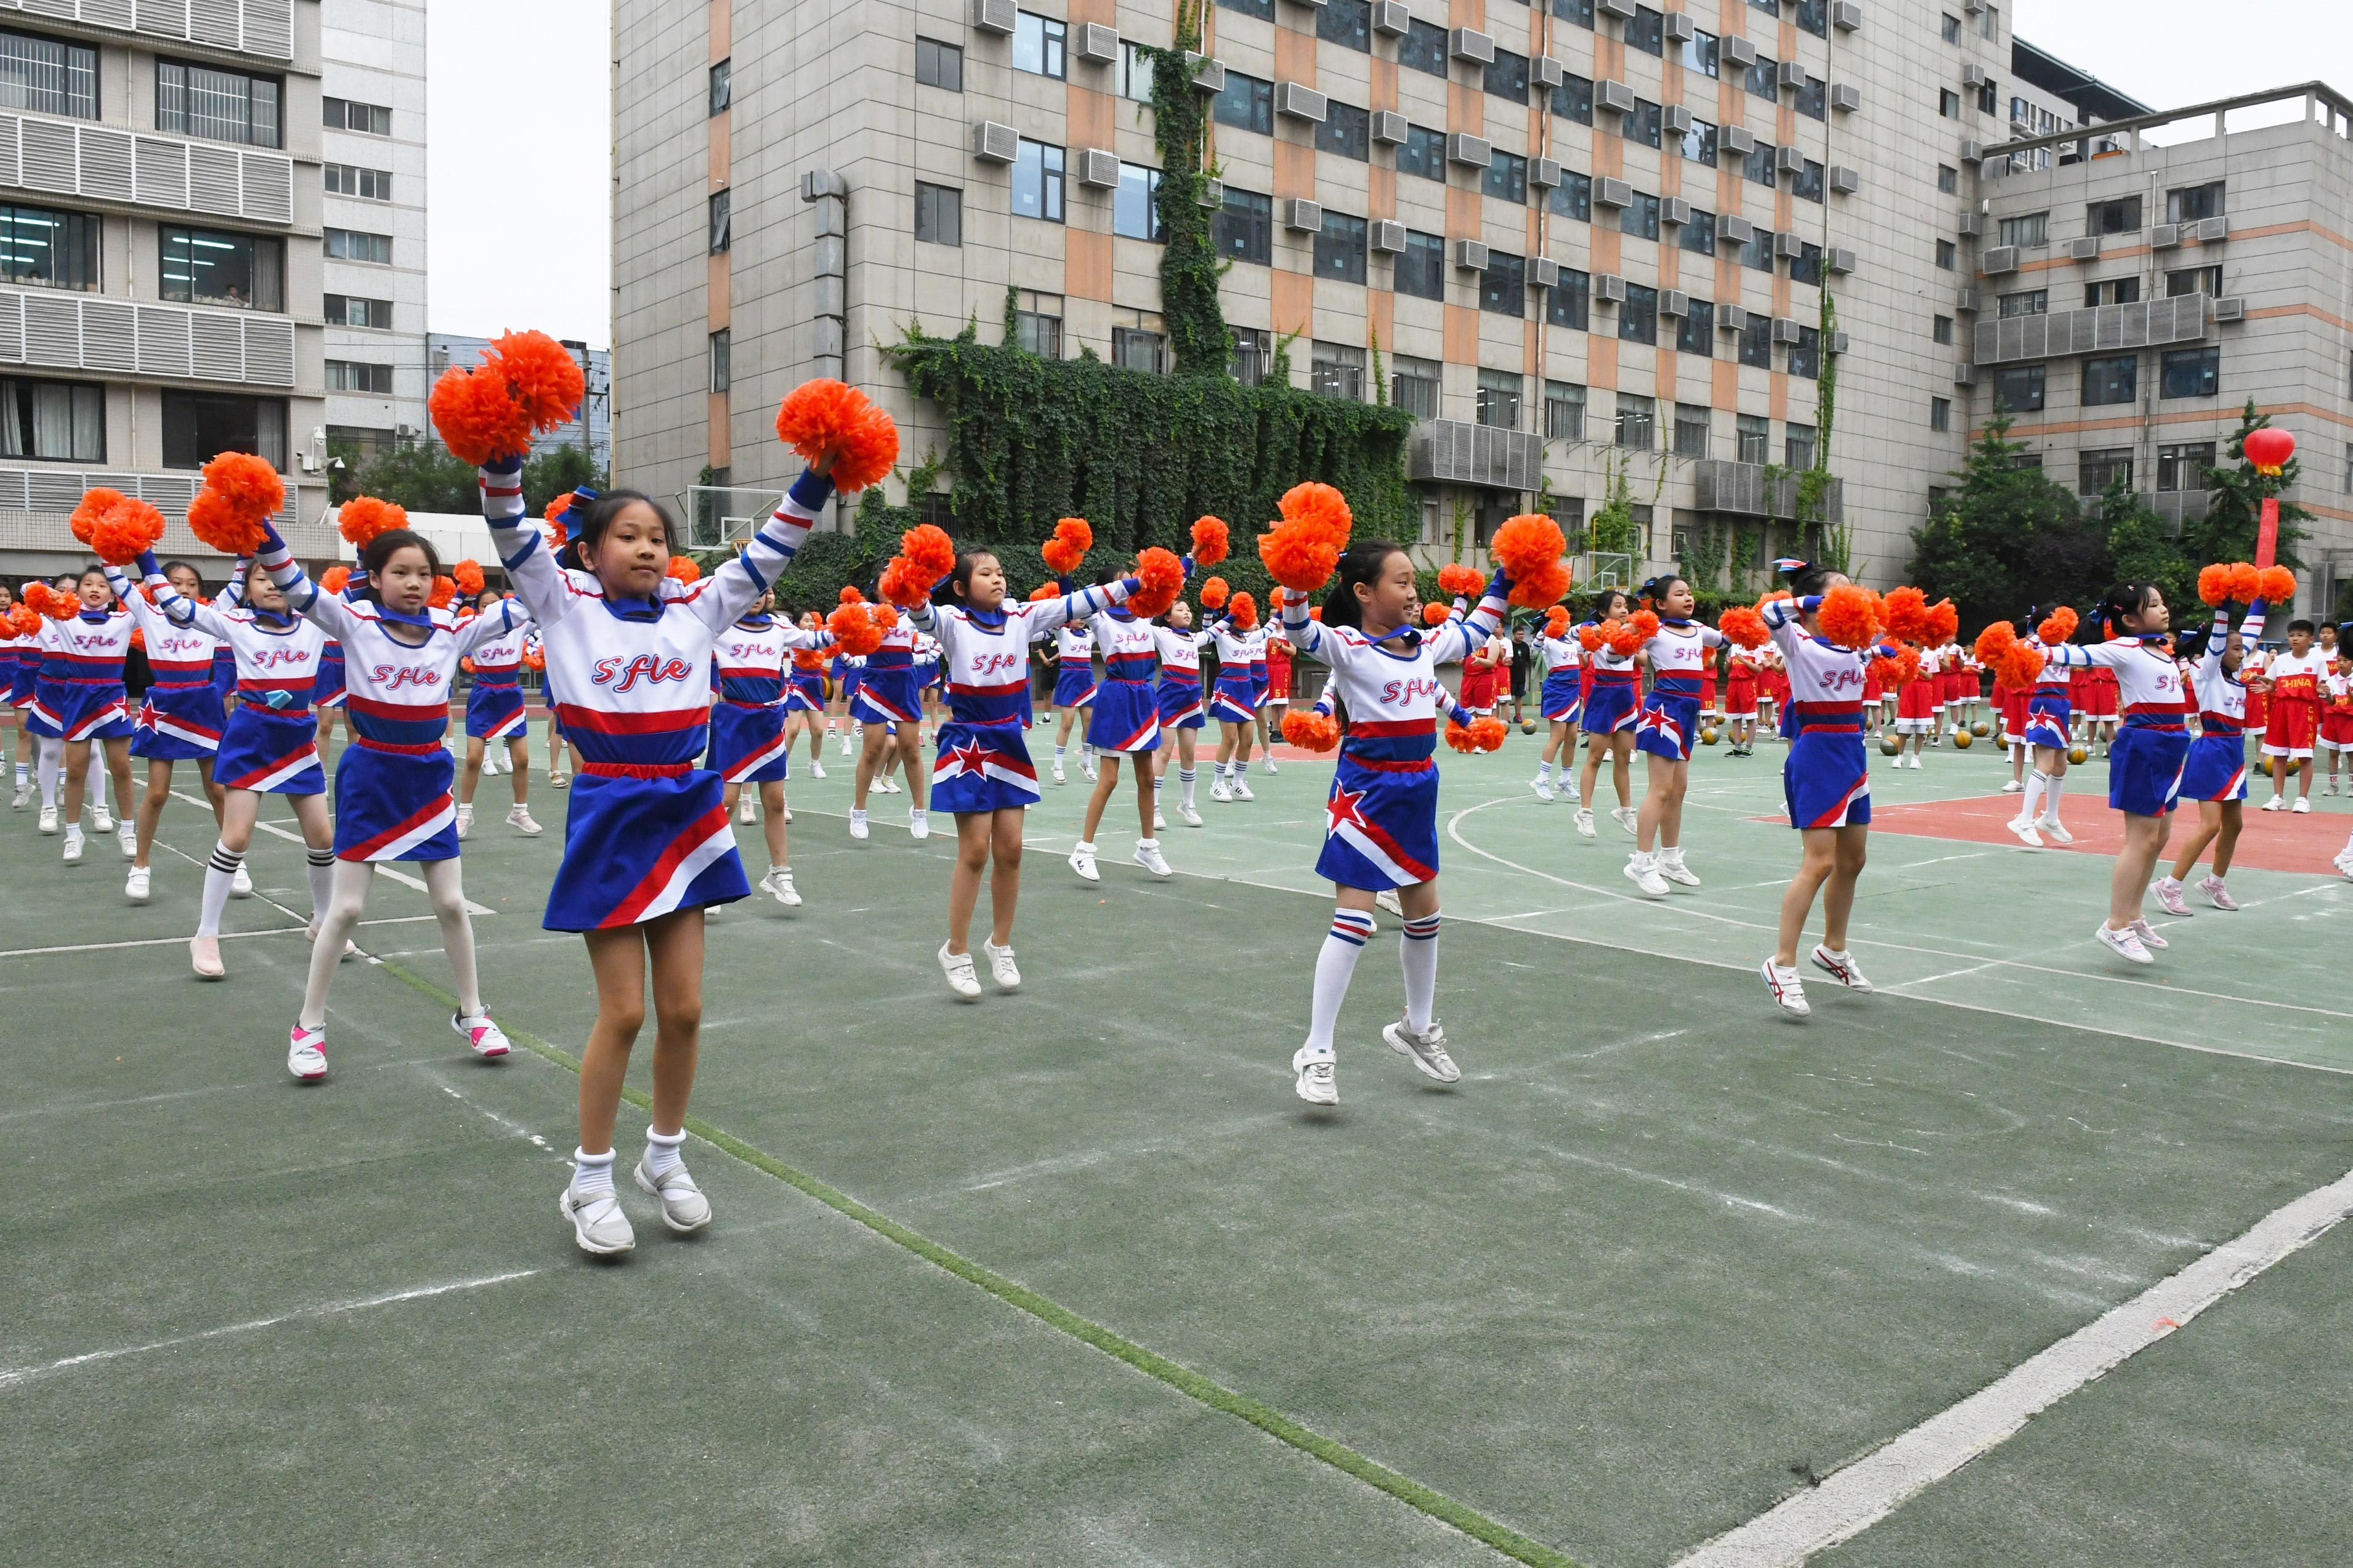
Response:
[[801, 168, 849, 531]]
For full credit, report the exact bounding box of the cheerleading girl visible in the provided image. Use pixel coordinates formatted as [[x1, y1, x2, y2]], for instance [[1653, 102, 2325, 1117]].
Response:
[[1752, 566, 1893, 1017], [2155, 595, 2267, 915], [846, 587, 930, 841], [1048, 614, 1096, 785], [907, 551, 1148, 999], [1574, 588, 1639, 841], [7, 582, 36, 808], [30, 565, 138, 862], [2036, 581, 2195, 965], [912, 628, 943, 746], [2007, 608, 2080, 847], [1624, 575, 1725, 897], [313, 625, 346, 772], [784, 608, 831, 778], [1207, 607, 1263, 799], [828, 647, 864, 758], [113, 559, 230, 902], [710, 586, 830, 905], [1149, 597, 1217, 829], [1529, 609, 1582, 800], [456, 588, 542, 839], [1251, 622, 1279, 774], [1070, 576, 1173, 883]]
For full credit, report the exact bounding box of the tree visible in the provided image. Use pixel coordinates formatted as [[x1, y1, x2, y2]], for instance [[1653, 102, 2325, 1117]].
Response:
[[2097, 477, 2193, 622], [1908, 409, 2107, 632], [350, 442, 479, 514], [522, 445, 607, 515], [2187, 400, 2312, 608]]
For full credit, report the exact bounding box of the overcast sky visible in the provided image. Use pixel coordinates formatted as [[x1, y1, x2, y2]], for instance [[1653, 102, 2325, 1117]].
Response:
[[419, 0, 2349, 350]]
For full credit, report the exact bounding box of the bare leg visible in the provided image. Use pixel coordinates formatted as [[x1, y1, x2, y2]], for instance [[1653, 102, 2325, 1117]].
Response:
[[2211, 800, 2243, 878], [948, 812, 990, 954], [132, 757, 174, 870], [578, 926, 649, 1155], [2105, 811, 2173, 931], [1635, 752, 1673, 852], [508, 735, 530, 806], [1079, 754, 1121, 842], [987, 807, 1023, 947], [460, 736, 485, 807]]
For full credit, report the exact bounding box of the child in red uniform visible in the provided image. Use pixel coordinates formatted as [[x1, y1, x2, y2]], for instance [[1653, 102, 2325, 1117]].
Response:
[[1264, 628, 1292, 711], [2261, 618, 2327, 812], [1456, 636, 1502, 716], [2321, 653, 2353, 796], [1725, 648, 1760, 755]]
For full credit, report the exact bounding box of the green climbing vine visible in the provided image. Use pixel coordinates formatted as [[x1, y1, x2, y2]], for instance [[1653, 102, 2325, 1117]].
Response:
[[1141, 9, 1226, 376], [1588, 452, 1643, 557], [1802, 289, 1850, 573]]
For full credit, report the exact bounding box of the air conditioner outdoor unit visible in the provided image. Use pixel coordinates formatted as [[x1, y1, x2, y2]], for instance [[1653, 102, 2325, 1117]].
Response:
[[1828, 165, 1860, 194], [1373, 1, 1411, 35], [1981, 244, 2019, 274], [1663, 105, 1693, 137], [2150, 223, 2183, 249], [1286, 0, 1327, 7], [2191, 216, 2229, 243], [1959, 139, 1985, 163], [1594, 273, 1627, 302], [1371, 110, 1407, 145], [1718, 305, 1749, 332], [1274, 83, 1327, 122], [1772, 317, 1802, 344], [1663, 13, 1695, 43], [1452, 238, 1491, 270], [1185, 54, 1226, 93], [1529, 256, 1561, 288], [1531, 57, 1565, 89], [2067, 236, 2102, 261], [1719, 126, 1756, 156], [1282, 198, 1322, 232], [1659, 289, 1690, 317], [1369, 219, 1407, 253], [1449, 27, 1495, 65], [1957, 211, 1984, 237], [1447, 131, 1492, 167], [1774, 229, 1803, 257], [2210, 295, 2245, 322], [1830, 83, 1860, 113], [1598, 79, 1636, 114], [1528, 156, 1563, 188], [1954, 286, 1982, 311], [1777, 60, 1805, 90], [1962, 64, 1990, 89], [971, 121, 1018, 162], [1954, 362, 1977, 386], [969, 0, 1015, 35], [1718, 214, 1756, 245], [1720, 34, 1756, 68], [1075, 148, 1119, 188], [1595, 177, 1633, 208], [1826, 246, 1856, 274], [1197, 179, 1225, 209], [1833, 1, 1862, 31], [1072, 23, 1118, 65], [1776, 145, 1804, 174], [1597, 0, 1635, 17], [1660, 196, 1691, 226]]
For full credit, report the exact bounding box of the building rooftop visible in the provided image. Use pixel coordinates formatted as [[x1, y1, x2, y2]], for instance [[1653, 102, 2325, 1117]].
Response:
[[2014, 38, 2153, 124]]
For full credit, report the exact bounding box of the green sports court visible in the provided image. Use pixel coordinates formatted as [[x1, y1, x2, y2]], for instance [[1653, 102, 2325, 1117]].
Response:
[[5, 722, 2349, 1567]]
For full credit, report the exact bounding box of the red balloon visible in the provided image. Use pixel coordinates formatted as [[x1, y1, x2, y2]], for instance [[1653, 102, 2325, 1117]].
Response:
[[2243, 427, 2296, 476]]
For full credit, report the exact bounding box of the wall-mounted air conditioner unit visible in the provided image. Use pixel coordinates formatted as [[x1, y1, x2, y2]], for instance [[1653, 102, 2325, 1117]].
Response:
[[1072, 23, 1117, 65], [1660, 196, 1691, 226], [1720, 34, 1756, 68], [1828, 166, 1860, 195], [1982, 244, 2019, 274], [1719, 126, 1756, 156], [1529, 256, 1561, 288], [1719, 305, 1749, 332], [2067, 236, 2102, 262], [1449, 27, 1495, 65], [1772, 317, 1802, 344], [1373, 1, 1411, 35], [1075, 148, 1119, 188], [1371, 110, 1408, 145], [1529, 156, 1563, 188], [1275, 83, 1327, 122], [971, 121, 1018, 162], [1595, 177, 1634, 208], [1447, 131, 1492, 167], [1452, 237, 1490, 270], [970, 0, 1015, 35], [1369, 219, 1407, 253], [1659, 289, 1690, 317], [1282, 198, 1323, 231], [1598, 79, 1636, 114], [1830, 83, 1860, 113], [1594, 272, 1627, 302]]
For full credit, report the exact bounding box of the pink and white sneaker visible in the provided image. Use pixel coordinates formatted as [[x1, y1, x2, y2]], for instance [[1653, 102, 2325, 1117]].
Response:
[[453, 1009, 511, 1058], [2152, 878, 2192, 918], [288, 1023, 328, 1080], [2198, 875, 2240, 911], [2127, 918, 2170, 950]]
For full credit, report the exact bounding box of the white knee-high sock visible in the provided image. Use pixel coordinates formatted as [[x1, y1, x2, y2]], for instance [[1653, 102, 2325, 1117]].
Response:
[[198, 841, 243, 936], [1179, 767, 1196, 808], [36, 737, 60, 807], [301, 861, 372, 1028], [2041, 771, 2065, 824], [1401, 910, 1441, 1032], [423, 859, 482, 1016], [304, 846, 336, 919], [2020, 770, 2047, 823], [1303, 909, 1376, 1057], [91, 765, 107, 814]]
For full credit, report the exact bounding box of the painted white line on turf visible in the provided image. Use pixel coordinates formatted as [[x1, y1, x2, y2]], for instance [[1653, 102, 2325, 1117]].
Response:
[[0, 915, 441, 960], [1671, 1162, 2353, 1568], [1884, 959, 2003, 993], [168, 789, 496, 915], [0, 1269, 540, 1389]]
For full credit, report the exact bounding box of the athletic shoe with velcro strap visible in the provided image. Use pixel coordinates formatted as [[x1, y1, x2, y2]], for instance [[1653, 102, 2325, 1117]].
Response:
[[633, 1154, 712, 1233]]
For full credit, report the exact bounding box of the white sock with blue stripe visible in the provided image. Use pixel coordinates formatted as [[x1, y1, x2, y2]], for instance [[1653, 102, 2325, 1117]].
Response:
[[2040, 771, 2065, 825], [1179, 767, 1196, 808], [1304, 908, 1377, 1058], [1400, 910, 1441, 1032]]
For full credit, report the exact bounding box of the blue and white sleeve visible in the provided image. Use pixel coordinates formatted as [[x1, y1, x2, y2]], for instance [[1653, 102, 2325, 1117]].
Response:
[[477, 455, 569, 629], [691, 469, 832, 634]]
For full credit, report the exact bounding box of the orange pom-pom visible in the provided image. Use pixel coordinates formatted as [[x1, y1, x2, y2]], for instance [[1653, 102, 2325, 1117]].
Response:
[[427, 575, 456, 610], [827, 603, 884, 656], [1226, 591, 1258, 632], [1190, 515, 1229, 567], [320, 565, 351, 595], [1717, 605, 1770, 650], [452, 559, 486, 597], [524, 646, 547, 672], [1437, 562, 1482, 598], [2037, 605, 2078, 645], [1040, 517, 1093, 576], [128, 626, 144, 650], [2227, 562, 2260, 605], [1470, 716, 1508, 752], [544, 495, 570, 524], [1972, 620, 2017, 666], [1125, 546, 1186, 619], [185, 489, 266, 557], [89, 497, 166, 567], [2258, 566, 2296, 604], [773, 378, 899, 491], [1279, 481, 1352, 538], [2197, 564, 2234, 607], [900, 523, 955, 584], [1924, 599, 1960, 646], [487, 330, 586, 435], [70, 487, 126, 545], [1630, 610, 1661, 643], [1281, 709, 1340, 752], [1309, 607, 1322, 621], [790, 647, 828, 671], [878, 558, 929, 609], [202, 451, 286, 527], [871, 604, 900, 637], [1199, 576, 1229, 610], [1815, 584, 1882, 650], [1444, 720, 1478, 754], [429, 365, 523, 465], [1491, 513, 1571, 608], [1879, 585, 1929, 645], [1605, 621, 1644, 657], [1027, 583, 1058, 602], [1423, 602, 1452, 626], [665, 555, 701, 584], [1259, 483, 1356, 596], [1545, 605, 1571, 637], [838, 584, 865, 605], [336, 495, 409, 548], [1577, 623, 1604, 652], [1997, 641, 2044, 689]]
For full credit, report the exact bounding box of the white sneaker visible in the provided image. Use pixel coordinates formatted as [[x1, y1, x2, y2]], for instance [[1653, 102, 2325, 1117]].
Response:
[[2199, 874, 2239, 911], [1152, 807, 1167, 831], [1231, 778, 1255, 801], [737, 794, 757, 824], [455, 804, 473, 840], [938, 942, 982, 1000], [61, 831, 83, 863], [2001, 779, 2023, 794], [453, 1009, 511, 1058], [2262, 795, 2285, 811], [878, 776, 901, 794], [2327, 780, 2343, 797], [1262, 756, 1278, 775], [190, 934, 224, 979], [92, 804, 113, 833], [125, 865, 150, 902], [809, 759, 827, 780], [2292, 797, 2310, 814], [560, 1181, 635, 1255], [1178, 802, 1202, 827], [2038, 817, 2074, 845], [2127, 918, 2169, 950], [230, 863, 253, 898], [1574, 807, 1596, 840], [1133, 838, 1172, 878], [1611, 805, 1640, 836], [1656, 851, 1701, 888], [781, 797, 793, 823], [1809, 945, 1873, 992], [982, 939, 1021, 991], [1068, 841, 1100, 882], [1053, 759, 1066, 784], [840, 736, 853, 757], [1531, 776, 1556, 801], [1082, 762, 1099, 782], [37, 804, 57, 835], [1292, 1048, 1338, 1106], [848, 807, 869, 841], [1210, 778, 1233, 803], [287, 1022, 328, 1080], [1624, 853, 1669, 897], [118, 824, 137, 858], [2153, 878, 2192, 918], [760, 866, 801, 906], [2094, 922, 2154, 964], [2007, 817, 2044, 848], [909, 807, 929, 841], [633, 1154, 712, 1233], [507, 805, 543, 836], [10, 779, 29, 810], [1375, 888, 1404, 917], [1760, 960, 1811, 1018], [1383, 1019, 1461, 1083]]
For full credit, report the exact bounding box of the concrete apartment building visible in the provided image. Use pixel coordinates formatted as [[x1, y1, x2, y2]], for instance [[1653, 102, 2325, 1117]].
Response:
[[613, 0, 2344, 595], [428, 332, 612, 473], [0, 0, 330, 580]]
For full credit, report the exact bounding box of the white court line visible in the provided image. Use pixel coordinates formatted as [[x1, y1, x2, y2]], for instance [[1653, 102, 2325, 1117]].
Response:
[[1885, 959, 2003, 993], [0, 915, 440, 961], [168, 790, 495, 915], [1672, 1162, 2353, 1568], [0, 1269, 538, 1390]]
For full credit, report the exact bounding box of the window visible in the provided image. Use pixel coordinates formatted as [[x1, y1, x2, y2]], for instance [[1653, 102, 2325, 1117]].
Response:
[[1791, 241, 1823, 286], [1215, 73, 1274, 135], [1391, 354, 1441, 417], [1545, 380, 1586, 438], [1796, 75, 1826, 121], [2158, 441, 2215, 492], [1744, 140, 1776, 188], [1551, 171, 1592, 221], [707, 329, 729, 394], [1680, 118, 1717, 166], [1932, 314, 1954, 345], [1684, 29, 1719, 77], [915, 181, 962, 246], [1736, 413, 1770, 463], [1674, 403, 1711, 457], [324, 227, 392, 264], [1112, 328, 1167, 375], [1749, 55, 1780, 100], [1997, 211, 2047, 247], [1548, 269, 1590, 329], [0, 374, 102, 461], [1314, 211, 1367, 283], [1476, 368, 1522, 429], [1934, 238, 1956, 270], [0, 29, 95, 119], [1620, 283, 1658, 344], [1013, 12, 1066, 79], [163, 227, 283, 311], [1017, 292, 1065, 358], [2166, 265, 2224, 298], [1742, 227, 1773, 272], [2079, 448, 2133, 495], [1395, 228, 1445, 299], [324, 96, 392, 135], [1991, 363, 2045, 412], [1616, 394, 1656, 450], [1998, 288, 2047, 318], [1793, 160, 1824, 203], [1218, 0, 1274, 16], [708, 189, 730, 252], [1318, 101, 1370, 160], [1229, 326, 1268, 386], [156, 60, 280, 147], [1485, 150, 1528, 204], [1930, 396, 1951, 432], [1555, 0, 1597, 28], [1679, 209, 1716, 253], [163, 391, 285, 471], [0, 205, 95, 291], [1786, 424, 1817, 469], [2166, 181, 2224, 224], [1113, 164, 1163, 241], [1797, 0, 1830, 35], [1937, 164, 1958, 194], [1942, 12, 1962, 42], [1940, 89, 1961, 119], [1400, 20, 1449, 77], [323, 164, 392, 201], [2160, 346, 2219, 399], [1622, 97, 1662, 148], [1629, 504, 1656, 555], [1627, 5, 1665, 55], [1012, 139, 1064, 222], [1739, 314, 1773, 368], [1116, 41, 1155, 102], [2084, 277, 2139, 307], [1313, 341, 1366, 401], [1484, 48, 1529, 105], [1481, 251, 1526, 316], [2086, 195, 2140, 235], [326, 360, 395, 395], [1677, 299, 1714, 355], [1980, 3, 1999, 38], [1977, 79, 1998, 116], [1619, 191, 1660, 240], [323, 293, 392, 328], [1399, 123, 1446, 182], [915, 38, 963, 92], [1318, 0, 1373, 51], [1215, 188, 1273, 264], [1553, 74, 1594, 124], [1789, 328, 1820, 379]]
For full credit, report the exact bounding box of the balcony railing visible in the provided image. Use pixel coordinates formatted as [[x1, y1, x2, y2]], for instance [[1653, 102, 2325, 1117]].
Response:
[[0, 111, 296, 225], [0, 285, 297, 388], [1407, 418, 1541, 491], [1973, 294, 2208, 368], [1692, 459, 1845, 523], [0, 0, 294, 60]]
